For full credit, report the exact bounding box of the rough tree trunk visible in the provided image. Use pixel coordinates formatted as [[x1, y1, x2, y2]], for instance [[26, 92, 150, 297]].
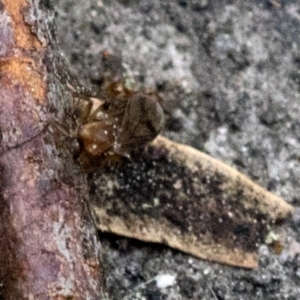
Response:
[[0, 0, 106, 298]]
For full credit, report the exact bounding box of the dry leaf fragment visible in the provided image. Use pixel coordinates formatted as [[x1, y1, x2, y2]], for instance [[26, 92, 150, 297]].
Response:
[[90, 135, 293, 269]]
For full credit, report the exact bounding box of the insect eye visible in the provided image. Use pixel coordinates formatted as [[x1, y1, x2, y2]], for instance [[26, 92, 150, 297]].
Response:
[[102, 101, 110, 111]]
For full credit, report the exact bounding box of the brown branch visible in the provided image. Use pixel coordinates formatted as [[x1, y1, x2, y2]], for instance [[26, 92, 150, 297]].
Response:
[[0, 0, 106, 298]]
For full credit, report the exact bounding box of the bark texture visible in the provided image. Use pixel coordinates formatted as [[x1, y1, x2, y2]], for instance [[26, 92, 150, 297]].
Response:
[[0, 0, 106, 299]]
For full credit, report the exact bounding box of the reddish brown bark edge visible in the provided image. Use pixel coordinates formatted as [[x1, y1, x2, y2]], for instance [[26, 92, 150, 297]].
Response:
[[0, 166, 22, 298], [0, 0, 106, 299]]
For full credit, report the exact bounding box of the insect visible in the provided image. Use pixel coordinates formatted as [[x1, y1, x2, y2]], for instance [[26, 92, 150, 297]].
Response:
[[73, 82, 165, 160], [62, 51, 165, 162]]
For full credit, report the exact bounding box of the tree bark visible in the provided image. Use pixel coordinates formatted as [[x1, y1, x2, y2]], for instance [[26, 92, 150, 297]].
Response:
[[0, 0, 106, 299]]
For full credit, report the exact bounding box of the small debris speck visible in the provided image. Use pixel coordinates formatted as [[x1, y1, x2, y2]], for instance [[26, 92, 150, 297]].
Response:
[[155, 274, 176, 289]]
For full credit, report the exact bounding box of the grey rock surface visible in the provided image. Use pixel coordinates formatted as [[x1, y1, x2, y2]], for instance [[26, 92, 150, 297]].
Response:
[[56, 0, 300, 299]]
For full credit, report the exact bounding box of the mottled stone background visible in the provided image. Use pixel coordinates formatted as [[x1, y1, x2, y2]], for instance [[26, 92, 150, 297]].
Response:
[[56, 1, 300, 299]]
